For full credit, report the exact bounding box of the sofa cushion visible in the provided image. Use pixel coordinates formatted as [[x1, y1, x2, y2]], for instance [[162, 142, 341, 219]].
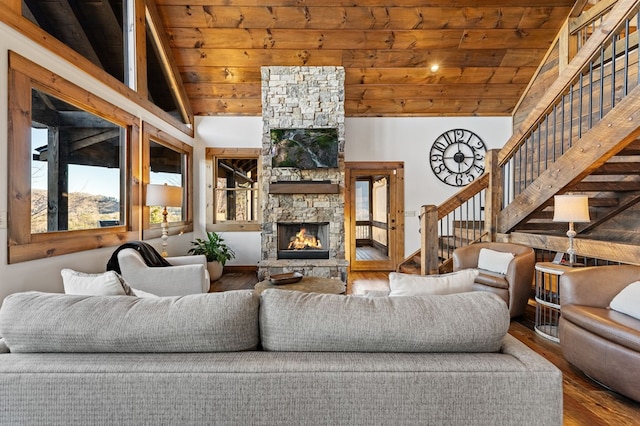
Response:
[[260, 289, 509, 353], [61, 268, 132, 296], [610, 281, 640, 321], [0, 290, 259, 353], [561, 304, 640, 352], [388, 269, 479, 296]]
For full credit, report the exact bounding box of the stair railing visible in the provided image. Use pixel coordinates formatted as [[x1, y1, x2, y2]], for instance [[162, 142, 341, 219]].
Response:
[[499, 0, 640, 212]]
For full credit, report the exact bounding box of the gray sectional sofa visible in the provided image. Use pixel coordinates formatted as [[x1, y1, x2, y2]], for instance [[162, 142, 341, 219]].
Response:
[[0, 289, 562, 425]]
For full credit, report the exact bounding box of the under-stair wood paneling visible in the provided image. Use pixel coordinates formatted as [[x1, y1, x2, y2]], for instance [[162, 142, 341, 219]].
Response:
[[500, 232, 640, 266], [155, 0, 574, 116]]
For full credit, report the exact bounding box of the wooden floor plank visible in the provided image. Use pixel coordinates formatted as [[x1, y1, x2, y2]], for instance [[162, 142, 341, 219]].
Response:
[[211, 270, 640, 423]]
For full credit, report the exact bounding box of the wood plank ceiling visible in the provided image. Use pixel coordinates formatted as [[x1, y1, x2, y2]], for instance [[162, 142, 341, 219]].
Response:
[[156, 0, 577, 117]]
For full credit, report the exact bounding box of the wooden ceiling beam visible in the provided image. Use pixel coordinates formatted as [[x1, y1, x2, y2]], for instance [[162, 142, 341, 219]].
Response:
[[167, 27, 558, 50], [157, 6, 566, 30], [174, 48, 343, 67], [156, 0, 573, 6], [345, 67, 536, 84], [345, 83, 526, 100]]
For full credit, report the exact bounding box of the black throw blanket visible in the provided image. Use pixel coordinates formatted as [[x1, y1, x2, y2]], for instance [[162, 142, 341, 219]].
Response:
[[106, 241, 171, 274]]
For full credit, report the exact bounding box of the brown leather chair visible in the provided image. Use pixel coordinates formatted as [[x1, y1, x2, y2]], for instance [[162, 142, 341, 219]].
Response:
[[559, 265, 640, 402], [452, 242, 535, 318]]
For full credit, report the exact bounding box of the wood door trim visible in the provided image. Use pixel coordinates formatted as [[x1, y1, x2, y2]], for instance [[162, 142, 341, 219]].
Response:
[[345, 162, 404, 272]]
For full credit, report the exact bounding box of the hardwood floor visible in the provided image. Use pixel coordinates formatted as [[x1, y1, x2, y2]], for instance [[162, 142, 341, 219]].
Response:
[[211, 270, 640, 425]]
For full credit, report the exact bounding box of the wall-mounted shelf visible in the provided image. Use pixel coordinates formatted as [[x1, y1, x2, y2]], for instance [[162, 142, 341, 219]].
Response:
[[269, 181, 340, 194]]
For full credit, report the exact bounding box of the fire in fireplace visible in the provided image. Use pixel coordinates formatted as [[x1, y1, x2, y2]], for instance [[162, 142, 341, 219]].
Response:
[[278, 222, 330, 259]]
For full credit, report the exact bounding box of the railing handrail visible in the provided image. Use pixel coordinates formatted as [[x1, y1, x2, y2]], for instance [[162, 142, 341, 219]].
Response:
[[436, 173, 490, 220]]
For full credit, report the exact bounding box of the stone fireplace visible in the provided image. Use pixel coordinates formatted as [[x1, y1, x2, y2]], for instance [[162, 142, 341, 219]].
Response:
[[258, 66, 348, 281]]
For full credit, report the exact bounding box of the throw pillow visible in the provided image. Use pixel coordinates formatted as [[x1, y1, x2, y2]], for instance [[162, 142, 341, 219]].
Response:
[[61, 269, 132, 296], [477, 248, 515, 275], [388, 269, 479, 297], [610, 281, 640, 321]]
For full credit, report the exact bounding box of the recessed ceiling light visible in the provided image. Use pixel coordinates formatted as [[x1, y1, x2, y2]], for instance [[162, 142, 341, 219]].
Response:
[[430, 64, 439, 72]]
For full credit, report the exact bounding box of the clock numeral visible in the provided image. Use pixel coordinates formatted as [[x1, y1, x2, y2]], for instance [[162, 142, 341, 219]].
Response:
[[430, 154, 443, 162], [433, 164, 445, 174], [474, 164, 485, 174], [433, 140, 448, 152]]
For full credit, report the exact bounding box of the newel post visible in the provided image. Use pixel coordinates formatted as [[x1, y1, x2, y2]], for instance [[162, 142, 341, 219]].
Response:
[[484, 149, 502, 242], [420, 205, 439, 275]]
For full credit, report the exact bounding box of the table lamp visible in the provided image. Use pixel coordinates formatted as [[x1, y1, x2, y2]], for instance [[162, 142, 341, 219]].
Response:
[[552, 194, 590, 266], [146, 183, 183, 257]]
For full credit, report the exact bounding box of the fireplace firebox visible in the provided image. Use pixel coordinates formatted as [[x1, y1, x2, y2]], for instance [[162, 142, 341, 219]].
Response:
[[277, 222, 330, 259]]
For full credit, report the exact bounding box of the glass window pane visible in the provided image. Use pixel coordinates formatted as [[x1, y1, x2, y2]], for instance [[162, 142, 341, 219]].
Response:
[[215, 158, 258, 222], [149, 141, 184, 224], [30, 88, 124, 233], [146, 15, 186, 124], [23, 0, 125, 84], [355, 180, 370, 221]]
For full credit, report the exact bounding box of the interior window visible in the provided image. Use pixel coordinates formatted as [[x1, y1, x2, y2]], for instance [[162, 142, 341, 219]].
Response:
[[207, 149, 261, 231]]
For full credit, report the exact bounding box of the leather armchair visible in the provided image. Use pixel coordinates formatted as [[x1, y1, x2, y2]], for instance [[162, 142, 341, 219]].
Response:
[[559, 265, 640, 402], [452, 242, 535, 318], [117, 248, 210, 296]]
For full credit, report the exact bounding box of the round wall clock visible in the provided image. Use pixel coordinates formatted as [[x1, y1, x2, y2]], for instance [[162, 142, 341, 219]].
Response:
[[429, 129, 487, 187]]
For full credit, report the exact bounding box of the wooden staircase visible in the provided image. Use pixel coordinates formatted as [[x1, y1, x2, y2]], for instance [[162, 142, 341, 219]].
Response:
[[398, 1, 640, 274]]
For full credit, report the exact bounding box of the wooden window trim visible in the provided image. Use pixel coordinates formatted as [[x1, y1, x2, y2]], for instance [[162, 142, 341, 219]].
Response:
[[8, 52, 141, 263], [142, 122, 194, 239], [206, 148, 262, 232]]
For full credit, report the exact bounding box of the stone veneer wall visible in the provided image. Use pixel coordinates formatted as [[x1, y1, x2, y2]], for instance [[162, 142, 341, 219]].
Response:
[[258, 66, 348, 281]]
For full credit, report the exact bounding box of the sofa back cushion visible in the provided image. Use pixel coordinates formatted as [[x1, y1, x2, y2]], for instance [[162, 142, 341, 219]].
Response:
[[260, 290, 509, 353], [0, 290, 259, 353]]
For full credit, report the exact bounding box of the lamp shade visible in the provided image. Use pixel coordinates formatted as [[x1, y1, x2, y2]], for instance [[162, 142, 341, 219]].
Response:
[[146, 184, 183, 207], [553, 195, 590, 223]]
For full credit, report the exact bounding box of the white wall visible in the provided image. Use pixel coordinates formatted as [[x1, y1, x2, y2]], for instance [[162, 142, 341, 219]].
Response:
[[0, 22, 194, 301], [345, 117, 512, 254]]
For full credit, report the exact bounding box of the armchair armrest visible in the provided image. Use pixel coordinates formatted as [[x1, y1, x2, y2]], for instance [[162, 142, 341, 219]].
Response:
[[166, 254, 207, 267], [128, 264, 208, 297], [560, 265, 640, 308]]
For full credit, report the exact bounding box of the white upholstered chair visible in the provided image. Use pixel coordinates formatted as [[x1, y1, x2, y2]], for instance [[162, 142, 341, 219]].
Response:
[[117, 248, 210, 296]]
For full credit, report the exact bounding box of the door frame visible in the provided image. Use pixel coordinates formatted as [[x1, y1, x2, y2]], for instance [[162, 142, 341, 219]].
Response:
[[345, 162, 404, 272]]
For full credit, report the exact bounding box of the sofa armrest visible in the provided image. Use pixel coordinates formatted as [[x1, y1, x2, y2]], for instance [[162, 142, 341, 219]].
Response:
[[560, 265, 640, 308]]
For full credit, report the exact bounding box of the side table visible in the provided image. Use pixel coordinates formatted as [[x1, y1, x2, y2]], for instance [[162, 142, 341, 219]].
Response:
[[534, 262, 575, 342]]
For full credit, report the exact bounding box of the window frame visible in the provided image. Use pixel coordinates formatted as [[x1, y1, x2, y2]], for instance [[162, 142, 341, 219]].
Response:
[[142, 122, 194, 239], [8, 51, 140, 263], [206, 148, 262, 232]]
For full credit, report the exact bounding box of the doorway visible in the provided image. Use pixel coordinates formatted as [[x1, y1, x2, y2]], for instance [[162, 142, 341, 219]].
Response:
[[345, 162, 404, 272]]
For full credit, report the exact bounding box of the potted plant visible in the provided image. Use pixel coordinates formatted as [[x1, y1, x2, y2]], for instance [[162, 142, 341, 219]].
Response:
[[188, 231, 236, 281]]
